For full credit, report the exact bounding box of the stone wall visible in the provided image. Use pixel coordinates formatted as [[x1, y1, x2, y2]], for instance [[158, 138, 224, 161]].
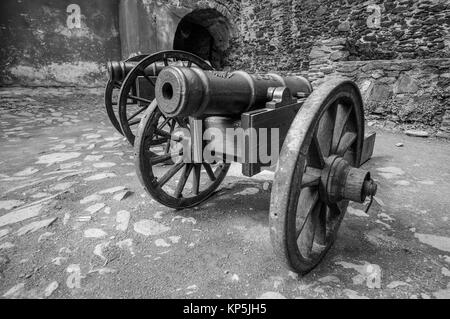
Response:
[[226, 0, 450, 70], [1, 0, 448, 135], [0, 0, 121, 86], [323, 59, 449, 136], [222, 0, 450, 137], [305, 38, 450, 137], [119, 0, 239, 61]]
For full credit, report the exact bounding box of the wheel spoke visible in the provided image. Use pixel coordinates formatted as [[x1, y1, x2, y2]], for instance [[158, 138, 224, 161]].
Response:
[[128, 118, 140, 126], [150, 137, 169, 145], [143, 74, 156, 87], [329, 202, 344, 217], [155, 128, 172, 139], [158, 117, 171, 131], [301, 166, 321, 188], [175, 117, 187, 128], [169, 119, 177, 132], [192, 164, 201, 195], [164, 140, 171, 155], [296, 188, 319, 238], [214, 164, 226, 176], [326, 202, 345, 233], [203, 163, 216, 181], [315, 204, 328, 246], [298, 201, 322, 258], [331, 103, 352, 154], [154, 128, 182, 142], [128, 94, 152, 105], [317, 106, 335, 157], [164, 120, 176, 154], [150, 151, 182, 165], [157, 159, 184, 187], [174, 164, 193, 198], [307, 135, 325, 169], [128, 105, 147, 122], [336, 132, 357, 156]]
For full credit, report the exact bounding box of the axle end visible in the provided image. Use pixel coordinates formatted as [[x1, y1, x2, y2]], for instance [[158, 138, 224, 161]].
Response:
[[343, 168, 378, 203]]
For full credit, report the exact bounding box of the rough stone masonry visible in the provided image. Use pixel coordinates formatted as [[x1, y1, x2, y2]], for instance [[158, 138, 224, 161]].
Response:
[[223, 0, 450, 137], [0, 0, 449, 136]]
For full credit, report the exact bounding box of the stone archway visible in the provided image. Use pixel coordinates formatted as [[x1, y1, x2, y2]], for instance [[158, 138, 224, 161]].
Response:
[[172, 8, 232, 69], [119, 1, 234, 67]]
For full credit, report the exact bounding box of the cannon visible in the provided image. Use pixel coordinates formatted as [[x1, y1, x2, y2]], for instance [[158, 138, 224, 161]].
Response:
[[104, 54, 147, 136], [104, 50, 214, 145], [133, 66, 378, 274]]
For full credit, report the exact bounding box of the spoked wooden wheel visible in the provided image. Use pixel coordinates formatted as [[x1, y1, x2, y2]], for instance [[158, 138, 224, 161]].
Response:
[[135, 102, 230, 209], [104, 54, 148, 135], [270, 78, 366, 274], [119, 50, 214, 145]]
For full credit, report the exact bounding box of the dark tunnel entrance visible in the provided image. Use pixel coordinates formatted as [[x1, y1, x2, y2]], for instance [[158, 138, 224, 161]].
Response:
[[173, 9, 232, 70]]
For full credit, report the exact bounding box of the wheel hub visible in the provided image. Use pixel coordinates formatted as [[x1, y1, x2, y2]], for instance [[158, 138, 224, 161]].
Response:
[[320, 155, 377, 204]]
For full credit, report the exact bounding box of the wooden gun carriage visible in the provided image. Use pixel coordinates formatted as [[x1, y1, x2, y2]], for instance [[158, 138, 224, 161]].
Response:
[[104, 50, 378, 274]]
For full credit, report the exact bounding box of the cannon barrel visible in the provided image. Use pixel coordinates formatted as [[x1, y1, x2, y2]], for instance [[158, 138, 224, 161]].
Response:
[[107, 61, 169, 83], [107, 61, 136, 82], [107, 60, 204, 83], [154, 67, 313, 118]]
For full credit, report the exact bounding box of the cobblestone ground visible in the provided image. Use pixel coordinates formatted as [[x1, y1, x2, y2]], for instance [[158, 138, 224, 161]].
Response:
[[0, 87, 449, 299]]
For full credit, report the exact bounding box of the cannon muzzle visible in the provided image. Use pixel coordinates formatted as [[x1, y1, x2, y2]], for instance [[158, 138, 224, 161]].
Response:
[[155, 67, 313, 118]]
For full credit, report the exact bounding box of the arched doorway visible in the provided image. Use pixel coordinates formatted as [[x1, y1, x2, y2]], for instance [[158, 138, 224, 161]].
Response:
[[173, 9, 232, 69]]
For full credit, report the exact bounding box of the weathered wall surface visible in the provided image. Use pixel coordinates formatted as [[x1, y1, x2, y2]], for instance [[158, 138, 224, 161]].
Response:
[[223, 0, 450, 137], [1, 0, 448, 135], [119, 0, 238, 59], [227, 0, 450, 69], [0, 0, 121, 86], [151, 0, 449, 136], [329, 59, 450, 135]]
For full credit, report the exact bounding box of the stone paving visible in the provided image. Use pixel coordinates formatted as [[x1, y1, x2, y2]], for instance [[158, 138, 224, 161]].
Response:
[[0, 87, 449, 299]]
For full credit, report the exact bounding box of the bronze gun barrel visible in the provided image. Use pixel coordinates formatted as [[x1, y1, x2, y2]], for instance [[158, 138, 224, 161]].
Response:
[[107, 61, 169, 83], [154, 67, 312, 118], [107, 60, 202, 83]]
